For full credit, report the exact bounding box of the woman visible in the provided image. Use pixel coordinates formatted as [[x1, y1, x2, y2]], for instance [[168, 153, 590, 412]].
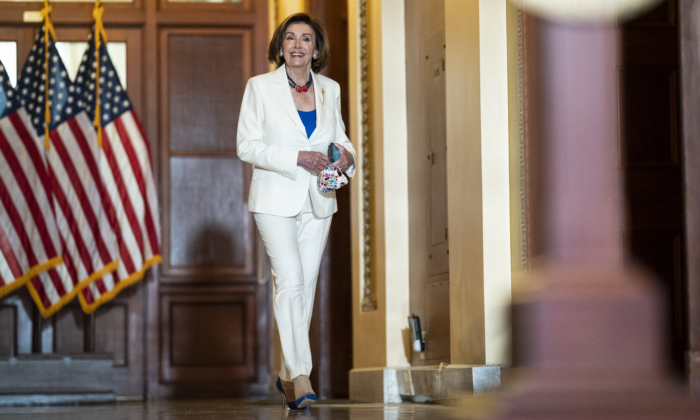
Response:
[[236, 13, 356, 409]]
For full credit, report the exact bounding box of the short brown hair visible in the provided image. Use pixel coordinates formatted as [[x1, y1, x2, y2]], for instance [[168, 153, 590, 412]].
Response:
[[268, 13, 330, 74]]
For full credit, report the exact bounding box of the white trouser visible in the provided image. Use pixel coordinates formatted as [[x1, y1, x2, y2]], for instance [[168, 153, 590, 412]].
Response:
[[254, 195, 332, 381]]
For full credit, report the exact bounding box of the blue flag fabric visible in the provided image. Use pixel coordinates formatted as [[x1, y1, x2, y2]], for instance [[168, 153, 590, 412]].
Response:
[[62, 30, 133, 125], [11, 25, 72, 136]]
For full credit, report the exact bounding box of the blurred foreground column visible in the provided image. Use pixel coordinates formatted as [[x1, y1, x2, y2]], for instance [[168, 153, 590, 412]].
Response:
[[498, 8, 700, 420]]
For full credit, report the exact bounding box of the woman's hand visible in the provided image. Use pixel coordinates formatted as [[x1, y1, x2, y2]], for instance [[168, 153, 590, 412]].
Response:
[[331, 143, 354, 172], [297, 151, 330, 174]]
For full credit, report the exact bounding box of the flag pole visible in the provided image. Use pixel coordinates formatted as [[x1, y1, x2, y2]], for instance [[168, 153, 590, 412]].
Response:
[[41, 0, 56, 149], [93, 0, 107, 148]]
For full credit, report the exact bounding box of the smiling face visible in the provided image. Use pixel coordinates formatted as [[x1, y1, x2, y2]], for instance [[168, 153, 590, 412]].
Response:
[[281, 23, 318, 70]]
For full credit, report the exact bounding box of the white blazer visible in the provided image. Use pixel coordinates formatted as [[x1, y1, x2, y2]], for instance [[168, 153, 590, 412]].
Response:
[[237, 64, 357, 218]]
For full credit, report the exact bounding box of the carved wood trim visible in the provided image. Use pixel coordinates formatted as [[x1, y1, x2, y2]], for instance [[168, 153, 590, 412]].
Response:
[[358, 0, 375, 312]]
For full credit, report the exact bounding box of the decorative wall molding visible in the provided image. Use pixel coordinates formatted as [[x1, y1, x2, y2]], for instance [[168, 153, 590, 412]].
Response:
[[359, 0, 376, 312], [517, 5, 529, 275]]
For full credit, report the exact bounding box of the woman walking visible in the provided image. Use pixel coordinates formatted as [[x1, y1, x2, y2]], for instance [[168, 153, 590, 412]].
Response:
[[236, 13, 356, 409]]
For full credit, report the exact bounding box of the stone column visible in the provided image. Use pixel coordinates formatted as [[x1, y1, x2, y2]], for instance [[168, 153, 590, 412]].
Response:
[[499, 13, 700, 420]]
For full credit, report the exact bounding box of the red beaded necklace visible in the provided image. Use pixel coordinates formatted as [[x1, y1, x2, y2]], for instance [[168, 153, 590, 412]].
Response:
[[287, 71, 313, 93]]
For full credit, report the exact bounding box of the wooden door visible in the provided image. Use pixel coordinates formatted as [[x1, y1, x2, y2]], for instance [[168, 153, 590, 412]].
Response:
[[423, 29, 450, 363], [405, 0, 450, 366], [620, 0, 687, 374], [157, 26, 268, 398], [0, 23, 146, 397]]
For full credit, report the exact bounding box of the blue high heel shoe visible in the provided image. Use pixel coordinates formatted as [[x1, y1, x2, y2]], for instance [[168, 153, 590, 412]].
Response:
[[294, 393, 317, 409], [276, 377, 298, 409]]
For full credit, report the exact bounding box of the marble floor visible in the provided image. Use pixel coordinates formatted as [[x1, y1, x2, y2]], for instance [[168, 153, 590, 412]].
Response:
[[0, 400, 465, 420]]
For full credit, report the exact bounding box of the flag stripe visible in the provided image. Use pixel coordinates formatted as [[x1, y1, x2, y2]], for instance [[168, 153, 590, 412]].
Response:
[[0, 131, 58, 265], [0, 226, 22, 279], [4, 112, 61, 252], [0, 177, 37, 266], [2, 110, 81, 309], [81, 286, 94, 305], [103, 126, 141, 271], [66, 117, 116, 295], [59, 236, 78, 286], [0, 196, 29, 279], [8, 112, 54, 221], [48, 165, 97, 278], [60, 118, 118, 256], [49, 129, 115, 276], [0, 176, 52, 306], [29, 274, 52, 309], [98, 155, 140, 278], [75, 121, 140, 283], [120, 113, 160, 254], [48, 137, 100, 285], [131, 113, 161, 251], [70, 117, 122, 245], [45, 266, 64, 302]]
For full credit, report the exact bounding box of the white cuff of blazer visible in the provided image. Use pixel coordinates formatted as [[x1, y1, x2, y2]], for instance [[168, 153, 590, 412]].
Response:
[[344, 162, 357, 178]]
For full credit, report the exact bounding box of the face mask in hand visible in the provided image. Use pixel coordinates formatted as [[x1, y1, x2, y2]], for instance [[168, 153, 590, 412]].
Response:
[[318, 166, 348, 193]]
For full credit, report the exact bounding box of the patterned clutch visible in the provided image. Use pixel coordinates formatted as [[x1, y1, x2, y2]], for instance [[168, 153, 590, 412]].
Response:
[[318, 166, 348, 193]]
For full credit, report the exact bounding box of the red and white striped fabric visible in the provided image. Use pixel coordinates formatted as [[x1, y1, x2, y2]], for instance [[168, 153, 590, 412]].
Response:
[[73, 31, 161, 313], [0, 108, 74, 312], [79, 110, 161, 312], [8, 27, 121, 316], [46, 111, 121, 315]]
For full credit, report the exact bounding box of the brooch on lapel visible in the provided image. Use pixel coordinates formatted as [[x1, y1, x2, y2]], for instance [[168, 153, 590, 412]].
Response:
[[321, 88, 325, 105]]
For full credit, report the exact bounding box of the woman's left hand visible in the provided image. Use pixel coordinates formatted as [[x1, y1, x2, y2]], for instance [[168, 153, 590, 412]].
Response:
[[331, 143, 354, 172]]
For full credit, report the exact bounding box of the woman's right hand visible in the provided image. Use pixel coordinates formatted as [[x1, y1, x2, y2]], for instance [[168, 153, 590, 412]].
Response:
[[297, 151, 330, 174]]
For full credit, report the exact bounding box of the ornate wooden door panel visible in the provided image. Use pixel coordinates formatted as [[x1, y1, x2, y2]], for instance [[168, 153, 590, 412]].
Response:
[[157, 28, 268, 397], [620, 0, 687, 374]]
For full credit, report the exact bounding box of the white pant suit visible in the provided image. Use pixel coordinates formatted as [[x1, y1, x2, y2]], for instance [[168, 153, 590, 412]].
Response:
[[236, 65, 357, 381], [255, 196, 331, 380]]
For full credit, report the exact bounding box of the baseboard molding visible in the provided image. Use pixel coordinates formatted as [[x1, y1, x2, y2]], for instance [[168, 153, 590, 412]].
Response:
[[349, 365, 503, 403], [0, 354, 114, 400], [0, 393, 115, 407]]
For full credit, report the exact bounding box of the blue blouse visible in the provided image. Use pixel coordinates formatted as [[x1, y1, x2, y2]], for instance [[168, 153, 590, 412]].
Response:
[[297, 110, 316, 139]]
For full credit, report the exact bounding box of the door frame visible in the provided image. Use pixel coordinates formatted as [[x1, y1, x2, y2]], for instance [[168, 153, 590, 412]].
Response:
[[679, 0, 700, 397]]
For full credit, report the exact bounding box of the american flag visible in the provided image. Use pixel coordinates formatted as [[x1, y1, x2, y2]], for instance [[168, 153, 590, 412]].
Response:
[[66, 29, 161, 312], [9, 25, 121, 316], [0, 58, 73, 312]]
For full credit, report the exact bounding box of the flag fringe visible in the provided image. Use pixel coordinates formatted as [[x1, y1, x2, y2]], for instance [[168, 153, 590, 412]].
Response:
[[0, 256, 63, 299], [28, 259, 120, 318], [79, 254, 161, 314]]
